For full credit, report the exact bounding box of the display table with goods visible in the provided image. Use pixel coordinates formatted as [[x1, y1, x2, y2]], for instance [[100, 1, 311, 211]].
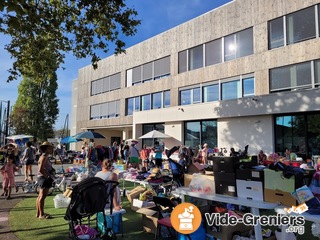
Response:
[[174, 187, 279, 240]]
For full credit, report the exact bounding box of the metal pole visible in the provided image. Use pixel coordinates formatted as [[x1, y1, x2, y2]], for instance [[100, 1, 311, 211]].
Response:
[[4, 100, 10, 145], [0, 102, 2, 146]]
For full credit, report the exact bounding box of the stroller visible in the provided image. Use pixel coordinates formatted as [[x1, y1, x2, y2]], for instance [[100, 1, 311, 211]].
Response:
[[166, 146, 185, 187], [65, 177, 119, 240]]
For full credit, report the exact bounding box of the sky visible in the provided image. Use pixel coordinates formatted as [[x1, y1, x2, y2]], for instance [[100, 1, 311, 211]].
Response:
[[0, 0, 231, 131]]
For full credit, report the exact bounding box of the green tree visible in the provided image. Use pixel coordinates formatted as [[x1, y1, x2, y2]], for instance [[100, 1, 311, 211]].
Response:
[[11, 73, 59, 141], [0, 0, 140, 81]]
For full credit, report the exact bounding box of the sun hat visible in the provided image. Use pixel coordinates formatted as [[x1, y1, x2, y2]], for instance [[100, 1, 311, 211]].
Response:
[[39, 141, 54, 151]]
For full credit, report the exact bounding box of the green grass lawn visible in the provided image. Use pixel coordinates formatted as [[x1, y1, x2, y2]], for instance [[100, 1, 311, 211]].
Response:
[[9, 180, 320, 240], [9, 180, 156, 240]]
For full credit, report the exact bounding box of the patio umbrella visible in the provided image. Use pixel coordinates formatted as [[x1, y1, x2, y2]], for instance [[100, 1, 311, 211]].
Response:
[[126, 139, 139, 144], [73, 131, 106, 140], [60, 136, 79, 144], [139, 130, 171, 139]]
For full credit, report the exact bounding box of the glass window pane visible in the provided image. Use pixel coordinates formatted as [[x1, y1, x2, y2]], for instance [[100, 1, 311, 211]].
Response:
[[110, 73, 121, 91], [178, 50, 188, 73], [189, 45, 203, 70], [315, 60, 320, 86], [132, 66, 142, 84], [202, 121, 217, 149], [203, 84, 219, 102], [237, 28, 253, 58], [91, 81, 96, 95], [134, 97, 140, 112], [286, 6, 316, 44], [296, 62, 312, 87], [205, 39, 222, 66], [243, 77, 254, 97], [141, 95, 151, 111], [152, 92, 162, 109], [154, 56, 170, 78], [108, 101, 116, 117], [268, 17, 284, 49], [127, 98, 134, 115], [180, 89, 192, 105], [221, 80, 240, 100], [193, 88, 201, 103], [185, 122, 201, 148], [103, 77, 110, 92], [224, 34, 236, 61], [142, 62, 153, 81], [164, 91, 170, 107], [307, 114, 320, 156], [270, 66, 291, 91]]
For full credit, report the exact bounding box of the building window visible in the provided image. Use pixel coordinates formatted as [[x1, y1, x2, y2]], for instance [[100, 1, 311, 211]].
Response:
[[205, 39, 222, 66], [152, 92, 162, 109], [141, 94, 151, 111], [189, 45, 203, 70], [269, 5, 318, 49], [203, 84, 219, 102], [184, 120, 217, 149], [275, 113, 320, 158], [179, 74, 254, 105], [126, 56, 170, 86], [91, 73, 120, 96], [154, 56, 170, 79], [315, 60, 320, 87], [221, 80, 241, 100], [164, 91, 170, 108], [180, 89, 192, 105], [224, 28, 253, 61], [90, 100, 120, 120], [270, 61, 312, 92], [126, 90, 170, 115], [286, 6, 316, 45], [268, 17, 284, 49], [243, 77, 255, 97], [142, 123, 165, 147], [178, 50, 188, 73], [179, 87, 201, 105]]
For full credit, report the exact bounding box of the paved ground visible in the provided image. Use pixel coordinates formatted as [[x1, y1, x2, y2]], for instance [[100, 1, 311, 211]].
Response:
[[0, 162, 73, 239]]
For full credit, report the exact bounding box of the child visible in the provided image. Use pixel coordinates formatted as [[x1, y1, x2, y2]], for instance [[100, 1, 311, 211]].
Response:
[[1, 155, 19, 200]]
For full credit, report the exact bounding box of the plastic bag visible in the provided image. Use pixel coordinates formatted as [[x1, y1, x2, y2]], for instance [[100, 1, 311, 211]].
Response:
[[189, 173, 215, 193], [74, 225, 97, 238], [311, 222, 320, 238]]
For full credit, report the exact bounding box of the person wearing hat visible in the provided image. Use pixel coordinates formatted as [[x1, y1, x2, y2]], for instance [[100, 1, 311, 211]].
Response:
[[36, 141, 54, 219]]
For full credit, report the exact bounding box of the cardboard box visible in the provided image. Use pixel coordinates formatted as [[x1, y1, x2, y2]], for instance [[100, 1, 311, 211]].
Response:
[[184, 173, 214, 187], [264, 169, 303, 192], [116, 164, 127, 170], [210, 156, 240, 173], [207, 222, 253, 240], [264, 188, 297, 206], [136, 207, 158, 234], [236, 168, 264, 182], [188, 162, 205, 174], [133, 199, 155, 209], [236, 179, 264, 201], [215, 172, 237, 196], [126, 186, 146, 211]]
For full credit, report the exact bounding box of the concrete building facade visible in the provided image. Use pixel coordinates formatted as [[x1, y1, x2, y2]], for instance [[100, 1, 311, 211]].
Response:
[[72, 0, 320, 158]]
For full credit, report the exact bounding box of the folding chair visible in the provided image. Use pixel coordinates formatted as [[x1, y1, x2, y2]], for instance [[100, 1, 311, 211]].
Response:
[[153, 196, 176, 240]]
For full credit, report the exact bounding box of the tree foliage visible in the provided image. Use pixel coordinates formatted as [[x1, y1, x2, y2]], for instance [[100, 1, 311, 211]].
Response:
[[0, 0, 141, 81], [10, 74, 59, 141]]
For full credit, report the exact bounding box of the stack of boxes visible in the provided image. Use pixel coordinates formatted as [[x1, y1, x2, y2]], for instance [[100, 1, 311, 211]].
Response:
[[212, 156, 240, 196], [236, 168, 264, 201]]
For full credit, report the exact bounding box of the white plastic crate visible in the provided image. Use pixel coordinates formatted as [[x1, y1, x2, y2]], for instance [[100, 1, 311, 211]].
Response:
[[53, 194, 71, 208]]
